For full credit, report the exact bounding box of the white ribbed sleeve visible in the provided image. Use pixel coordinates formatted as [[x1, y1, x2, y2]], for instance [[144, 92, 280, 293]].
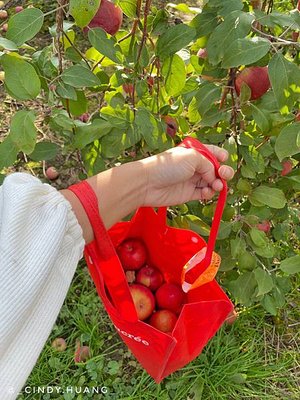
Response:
[[0, 172, 85, 399]]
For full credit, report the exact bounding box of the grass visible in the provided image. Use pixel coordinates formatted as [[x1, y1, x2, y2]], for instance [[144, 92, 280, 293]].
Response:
[[18, 261, 300, 400]]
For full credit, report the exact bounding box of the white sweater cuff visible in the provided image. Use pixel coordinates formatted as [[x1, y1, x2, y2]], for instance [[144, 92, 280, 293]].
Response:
[[0, 172, 85, 398]]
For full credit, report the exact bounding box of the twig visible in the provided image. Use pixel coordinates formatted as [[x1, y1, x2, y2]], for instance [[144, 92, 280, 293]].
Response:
[[251, 22, 300, 47], [62, 31, 91, 68]]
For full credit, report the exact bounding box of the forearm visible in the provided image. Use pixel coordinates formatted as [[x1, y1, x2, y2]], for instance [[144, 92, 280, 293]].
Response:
[[60, 161, 147, 244]]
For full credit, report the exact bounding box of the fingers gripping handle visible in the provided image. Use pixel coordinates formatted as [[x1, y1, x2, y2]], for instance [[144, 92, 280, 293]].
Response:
[[179, 138, 228, 286]]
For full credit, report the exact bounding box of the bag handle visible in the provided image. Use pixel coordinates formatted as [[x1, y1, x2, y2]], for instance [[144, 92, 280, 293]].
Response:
[[68, 181, 138, 323], [178, 137, 227, 290]]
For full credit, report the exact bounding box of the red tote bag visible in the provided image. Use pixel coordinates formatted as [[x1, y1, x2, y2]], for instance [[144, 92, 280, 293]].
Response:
[[69, 138, 233, 383]]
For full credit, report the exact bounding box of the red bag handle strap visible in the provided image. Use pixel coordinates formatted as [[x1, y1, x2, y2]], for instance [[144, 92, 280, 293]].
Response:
[[178, 137, 227, 284], [68, 181, 138, 322]]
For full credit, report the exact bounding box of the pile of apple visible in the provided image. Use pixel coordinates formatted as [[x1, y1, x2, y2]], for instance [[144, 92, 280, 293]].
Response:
[[117, 238, 185, 334]]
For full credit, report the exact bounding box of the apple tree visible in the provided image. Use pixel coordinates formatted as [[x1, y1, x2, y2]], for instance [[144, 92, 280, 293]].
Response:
[[0, 0, 299, 315]]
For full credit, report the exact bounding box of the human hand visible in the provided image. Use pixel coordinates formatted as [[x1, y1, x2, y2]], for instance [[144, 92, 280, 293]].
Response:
[[141, 144, 235, 207]]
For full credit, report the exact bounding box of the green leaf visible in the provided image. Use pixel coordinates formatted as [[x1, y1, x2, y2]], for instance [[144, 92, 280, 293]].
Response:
[[88, 28, 122, 63], [275, 123, 300, 161], [56, 81, 78, 100], [9, 110, 37, 154], [210, 0, 243, 16], [0, 136, 19, 169], [195, 83, 222, 116], [238, 251, 257, 271], [249, 186, 286, 209], [69, 0, 100, 28], [248, 104, 271, 133], [100, 128, 125, 157], [189, 11, 218, 37], [254, 268, 274, 296], [230, 237, 246, 259], [74, 119, 112, 149], [227, 271, 257, 307], [268, 53, 293, 109], [6, 8, 44, 46], [63, 91, 88, 117], [29, 142, 60, 161], [0, 54, 41, 100], [206, 11, 254, 65], [118, 0, 137, 18], [162, 54, 186, 97], [61, 65, 101, 88], [0, 37, 18, 51], [222, 37, 270, 68], [261, 294, 277, 315], [280, 255, 300, 275], [156, 24, 196, 60], [249, 228, 267, 248]]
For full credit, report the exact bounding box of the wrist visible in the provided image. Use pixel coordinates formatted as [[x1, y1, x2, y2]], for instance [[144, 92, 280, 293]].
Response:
[[86, 160, 148, 229]]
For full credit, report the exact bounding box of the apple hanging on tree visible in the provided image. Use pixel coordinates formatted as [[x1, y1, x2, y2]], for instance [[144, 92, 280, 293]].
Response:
[[235, 66, 271, 100], [163, 116, 178, 138], [84, 0, 123, 36]]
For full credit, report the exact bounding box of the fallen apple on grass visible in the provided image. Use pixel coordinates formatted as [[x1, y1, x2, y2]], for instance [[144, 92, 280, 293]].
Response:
[[136, 265, 164, 291], [45, 166, 59, 180], [84, 0, 123, 36], [15, 6, 23, 13], [117, 238, 147, 271], [0, 9, 7, 19], [149, 309, 178, 333], [129, 284, 155, 321], [235, 66, 271, 100], [74, 345, 91, 363], [155, 283, 185, 314], [51, 337, 67, 352], [225, 309, 238, 325]]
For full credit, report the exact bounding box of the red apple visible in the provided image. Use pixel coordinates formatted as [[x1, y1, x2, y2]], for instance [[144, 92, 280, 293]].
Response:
[[74, 345, 91, 363], [117, 238, 147, 271], [51, 337, 67, 352], [163, 116, 178, 138], [155, 283, 185, 314], [295, 110, 300, 121], [256, 220, 271, 233], [197, 48, 207, 59], [78, 112, 90, 123], [136, 265, 164, 291], [84, 0, 123, 36], [2, 23, 8, 32], [281, 160, 293, 176], [235, 66, 271, 100], [149, 309, 177, 333], [0, 10, 7, 19], [15, 6, 24, 13], [225, 309, 238, 325], [129, 284, 155, 321], [45, 166, 59, 180]]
